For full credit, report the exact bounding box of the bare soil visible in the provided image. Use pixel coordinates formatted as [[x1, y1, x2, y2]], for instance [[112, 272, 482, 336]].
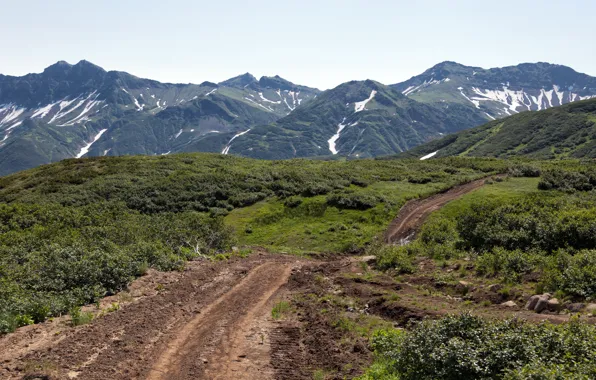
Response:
[[0, 253, 303, 380]]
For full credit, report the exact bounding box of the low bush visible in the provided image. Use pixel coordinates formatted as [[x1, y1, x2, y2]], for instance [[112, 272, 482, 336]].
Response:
[[456, 196, 596, 253], [0, 203, 233, 332], [361, 314, 596, 380], [476, 248, 542, 282], [538, 168, 596, 192], [271, 301, 291, 320], [70, 306, 94, 326], [543, 250, 596, 299], [375, 244, 416, 273], [326, 193, 383, 210], [508, 165, 541, 178]]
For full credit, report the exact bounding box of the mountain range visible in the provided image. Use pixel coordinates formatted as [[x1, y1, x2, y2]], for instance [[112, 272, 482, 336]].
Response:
[[1, 60, 595, 175]]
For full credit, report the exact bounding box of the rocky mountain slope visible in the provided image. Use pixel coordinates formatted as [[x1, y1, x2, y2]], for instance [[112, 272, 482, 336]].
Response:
[[399, 98, 596, 160], [1, 60, 595, 175], [226, 79, 487, 158], [392, 61, 596, 121], [0, 61, 319, 175]]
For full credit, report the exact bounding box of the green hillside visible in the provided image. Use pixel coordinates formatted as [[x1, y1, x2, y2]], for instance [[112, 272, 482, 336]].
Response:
[[2, 151, 596, 379], [0, 153, 509, 332], [400, 98, 596, 160]]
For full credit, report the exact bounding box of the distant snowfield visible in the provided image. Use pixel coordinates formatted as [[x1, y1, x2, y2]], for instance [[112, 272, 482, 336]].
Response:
[[222, 129, 251, 155], [328, 118, 347, 154], [420, 151, 438, 160], [258, 92, 281, 104], [0, 105, 26, 125], [354, 90, 377, 112], [402, 77, 450, 96], [453, 85, 595, 117], [76, 129, 108, 158]]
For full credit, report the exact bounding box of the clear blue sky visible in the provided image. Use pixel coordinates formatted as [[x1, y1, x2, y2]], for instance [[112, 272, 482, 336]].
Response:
[[1, 0, 594, 89]]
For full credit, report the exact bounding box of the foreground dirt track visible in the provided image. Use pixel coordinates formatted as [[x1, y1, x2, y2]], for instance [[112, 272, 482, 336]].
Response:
[[0, 254, 302, 380], [147, 261, 293, 380]]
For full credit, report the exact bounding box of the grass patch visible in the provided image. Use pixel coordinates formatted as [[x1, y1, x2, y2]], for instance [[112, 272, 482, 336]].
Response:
[[226, 181, 449, 254], [271, 301, 291, 320], [69, 306, 94, 327]]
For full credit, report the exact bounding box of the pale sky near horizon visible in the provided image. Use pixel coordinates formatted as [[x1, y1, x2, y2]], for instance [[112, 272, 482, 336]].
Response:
[[1, 0, 594, 90]]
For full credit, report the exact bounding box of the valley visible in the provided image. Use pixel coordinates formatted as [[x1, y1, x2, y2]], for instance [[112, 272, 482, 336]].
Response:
[[1, 154, 596, 379]]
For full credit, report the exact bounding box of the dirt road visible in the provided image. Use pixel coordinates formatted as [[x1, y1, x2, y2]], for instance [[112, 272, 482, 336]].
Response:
[[385, 177, 497, 244], [0, 254, 300, 380], [147, 262, 293, 380]]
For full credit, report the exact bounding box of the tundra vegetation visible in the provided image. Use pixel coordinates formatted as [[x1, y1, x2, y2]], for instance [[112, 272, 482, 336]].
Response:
[[1, 152, 596, 380], [0, 153, 503, 332], [365, 163, 596, 379]]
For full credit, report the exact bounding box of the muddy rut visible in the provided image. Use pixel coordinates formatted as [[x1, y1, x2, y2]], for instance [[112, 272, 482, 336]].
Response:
[[147, 262, 293, 380], [385, 176, 496, 244], [0, 255, 300, 380]]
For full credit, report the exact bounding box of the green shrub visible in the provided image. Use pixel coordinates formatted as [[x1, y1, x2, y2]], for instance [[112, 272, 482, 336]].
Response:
[[326, 193, 382, 210], [456, 196, 596, 253], [375, 245, 416, 273], [538, 169, 595, 192], [476, 248, 540, 282], [283, 196, 303, 208], [364, 314, 596, 380], [271, 301, 291, 320], [419, 217, 458, 246], [106, 302, 120, 313], [504, 363, 595, 380], [549, 250, 596, 299], [407, 176, 432, 184], [0, 204, 233, 330], [508, 165, 541, 178]]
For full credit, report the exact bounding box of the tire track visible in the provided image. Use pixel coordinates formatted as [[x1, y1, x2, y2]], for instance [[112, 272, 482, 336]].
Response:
[[385, 176, 501, 244]]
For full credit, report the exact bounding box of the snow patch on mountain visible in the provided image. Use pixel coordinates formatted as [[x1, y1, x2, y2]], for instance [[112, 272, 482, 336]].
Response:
[[354, 91, 377, 113], [31, 101, 60, 119], [283, 97, 294, 111], [132, 96, 144, 111], [402, 78, 450, 96], [258, 92, 281, 104], [420, 151, 438, 160], [454, 85, 596, 118], [458, 87, 480, 109], [244, 97, 274, 112], [50, 96, 87, 122], [222, 129, 251, 155], [60, 93, 103, 126], [76, 129, 107, 158], [328, 118, 347, 154], [401, 86, 416, 95], [6, 121, 22, 131], [0, 105, 26, 126], [471, 87, 531, 113]]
